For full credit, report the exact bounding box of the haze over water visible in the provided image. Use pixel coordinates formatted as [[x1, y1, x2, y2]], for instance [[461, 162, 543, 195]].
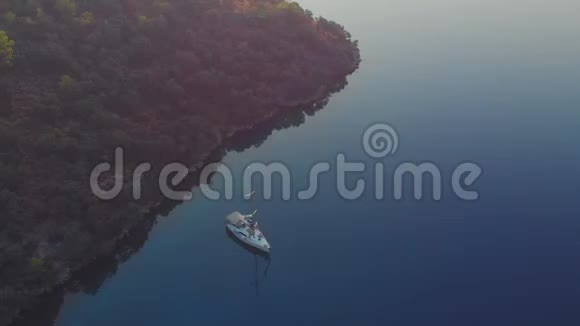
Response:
[[56, 0, 580, 325]]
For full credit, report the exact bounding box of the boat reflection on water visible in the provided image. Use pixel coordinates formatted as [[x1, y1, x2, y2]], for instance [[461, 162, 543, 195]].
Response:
[[225, 228, 271, 296]]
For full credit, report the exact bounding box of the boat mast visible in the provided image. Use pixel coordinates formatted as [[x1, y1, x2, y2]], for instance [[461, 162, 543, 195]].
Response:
[[244, 191, 258, 222]]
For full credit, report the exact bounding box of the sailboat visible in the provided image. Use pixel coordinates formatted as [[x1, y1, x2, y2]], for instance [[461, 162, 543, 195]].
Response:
[[225, 210, 271, 253], [225, 191, 271, 253]]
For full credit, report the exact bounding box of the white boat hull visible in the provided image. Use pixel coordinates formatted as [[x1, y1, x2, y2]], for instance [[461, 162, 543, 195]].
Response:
[[226, 224, 271, 253]]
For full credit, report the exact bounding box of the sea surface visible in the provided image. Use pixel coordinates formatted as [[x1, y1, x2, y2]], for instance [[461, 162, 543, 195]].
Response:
[[54, 0, 580, 325]]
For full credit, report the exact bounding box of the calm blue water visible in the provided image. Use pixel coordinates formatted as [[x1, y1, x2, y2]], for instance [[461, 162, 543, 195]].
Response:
[[56, 1, 580, 325]]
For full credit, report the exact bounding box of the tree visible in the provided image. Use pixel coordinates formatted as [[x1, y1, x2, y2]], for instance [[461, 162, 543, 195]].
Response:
[[59, 74, 75, 89], [137, 15, 148, 26], [3, 11, 16, 24], [153, 0, 171, 11], [55, 0, 77, 16], [77, 11, 94, 26], [30, 257, 44, 268], [0, 30, 15, 67]]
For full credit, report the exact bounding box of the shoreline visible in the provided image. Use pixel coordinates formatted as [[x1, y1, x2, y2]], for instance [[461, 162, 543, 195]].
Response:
[[3, 74, 356, 326]]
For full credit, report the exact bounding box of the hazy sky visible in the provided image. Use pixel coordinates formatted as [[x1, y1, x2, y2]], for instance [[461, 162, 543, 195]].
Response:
[[295, 0, 580, 106], [297, 0, 580, 65]]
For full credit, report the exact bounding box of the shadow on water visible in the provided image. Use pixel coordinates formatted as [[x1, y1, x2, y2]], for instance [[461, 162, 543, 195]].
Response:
[[9, 78, 348, 326], [225, 229, 271, 297]]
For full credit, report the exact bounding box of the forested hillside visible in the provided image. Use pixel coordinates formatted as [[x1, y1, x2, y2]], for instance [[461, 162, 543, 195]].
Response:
[[0, 0, 359, 323]]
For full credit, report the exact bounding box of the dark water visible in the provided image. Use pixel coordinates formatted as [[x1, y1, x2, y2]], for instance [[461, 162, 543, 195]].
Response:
[[52, 1, 580, 325]]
